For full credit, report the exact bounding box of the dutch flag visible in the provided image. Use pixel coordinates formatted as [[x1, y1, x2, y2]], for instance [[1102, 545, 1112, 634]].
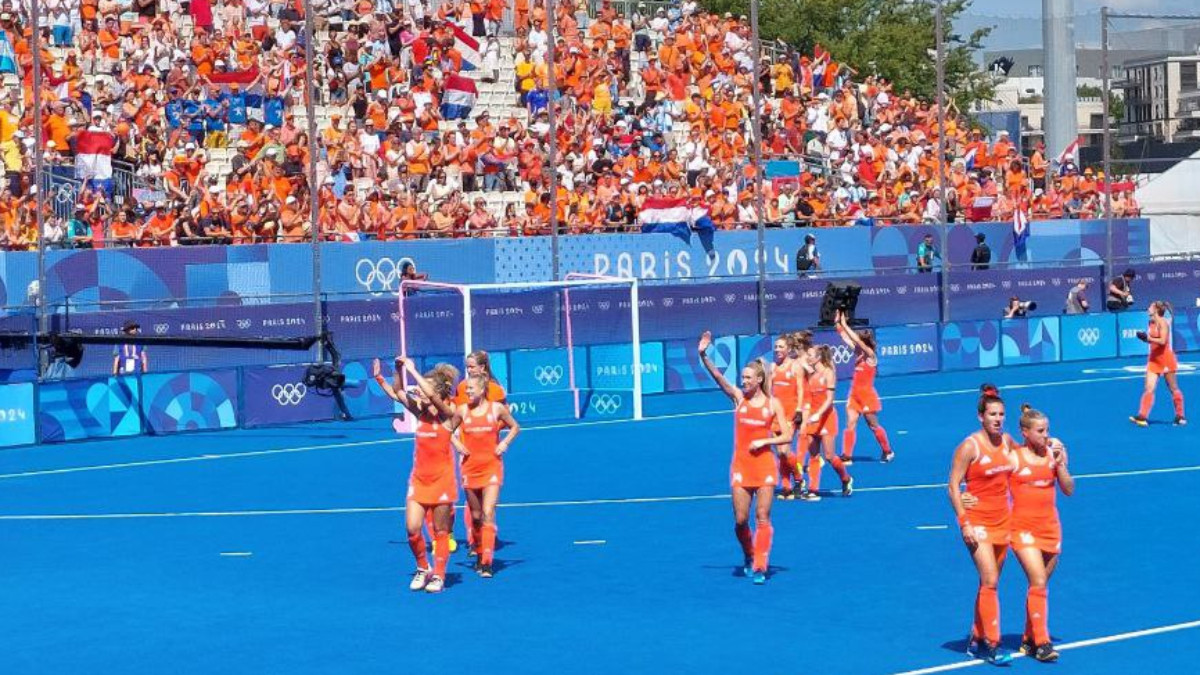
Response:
[[639, 197, 715, 242], [1055, 137, 1080, 166], [440, 73, 478, 120], [963, 146, 977, 171], [445, 22, 482, 71], [1013, 199, 1030, 250], [74, 129, 116, 180]]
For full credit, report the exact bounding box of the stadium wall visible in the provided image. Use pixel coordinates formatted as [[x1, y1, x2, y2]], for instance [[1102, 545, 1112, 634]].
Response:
[[0, 219, 1151, 307]]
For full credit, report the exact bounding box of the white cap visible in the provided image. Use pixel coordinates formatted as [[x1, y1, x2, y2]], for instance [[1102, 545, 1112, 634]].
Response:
[[209, 185, 221, 193], [185, 142, 196, 149], [285, 195, 297, 204], [998, 130, 1009, 136]]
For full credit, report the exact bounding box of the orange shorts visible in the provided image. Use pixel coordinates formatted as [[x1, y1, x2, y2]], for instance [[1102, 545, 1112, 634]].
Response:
[[462, 459, 504, 490], [1148, 352, 1178, 375], [408, 469, 458, 505], [731, 452, 778, 490], [848, 389, 882, 414], [803, 409, 839, 437]]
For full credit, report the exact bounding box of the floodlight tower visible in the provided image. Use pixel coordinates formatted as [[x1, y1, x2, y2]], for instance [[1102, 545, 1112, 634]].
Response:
[[1043, 0, 1079, 160]]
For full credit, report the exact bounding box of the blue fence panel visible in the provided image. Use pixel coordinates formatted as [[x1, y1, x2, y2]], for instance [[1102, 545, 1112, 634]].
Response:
[[242, 365, 339, 427], [588, 342, 665, 395], [579, 389, 635, 421], [507, 347, 588, 395], [143, 370, 239, 434], [506, 391, 578, 424], [948, 266, 1104, 322], [1060, 314, 1118, 362], [1117, 312, 1151, 357], [941, 320, 1002, 371], [39, 376, 142, 443], [1001, 317, 1061, 366], [0, 382, 36, 447], [1173, 308, 1200, 354], [876, 324, 941, 376], [665, 335, 737, 392]]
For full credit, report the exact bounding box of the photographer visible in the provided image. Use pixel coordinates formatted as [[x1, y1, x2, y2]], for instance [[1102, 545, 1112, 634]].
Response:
[[1004, 296, 1037, 319], [796, 233, 820, 278], [917, 233, 940, 273], [1106, 268, 1136, 311], [1063, 279, 1090, 315]]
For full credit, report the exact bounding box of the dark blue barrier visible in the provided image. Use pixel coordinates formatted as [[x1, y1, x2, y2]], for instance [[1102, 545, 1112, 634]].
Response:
[[1001, 317, 1061, 366], [143, 370, 239, 434], [941, 320, 1002, 371], [876, 324, 941, 376], [765, 274, 940, 331], [39, 376, 142, 443], [1060, 314, 1118, 362], [242, 365, 338, 428], [948, 266, 1103, 322], [1132, 260, 1200, 309], [0, 382, 36, 447]]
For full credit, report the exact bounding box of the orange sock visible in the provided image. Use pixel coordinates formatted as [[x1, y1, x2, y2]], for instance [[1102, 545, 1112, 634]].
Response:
[[976, 585, 1001, 645], [828, 454, 850, 482], [1139, 392, 1154, 418], [407, 532, 429, 569], [752, 521, 773, 573], [1173, 390, 1185, 418], [842, 428, 856, 459], [1027, 586, 1049, 645], [480, 523, 498, 565], [807, 454, 821, 493], [734, 523, 753, 558], [872, 425, 892, 454], [433, 531, 450, 578]]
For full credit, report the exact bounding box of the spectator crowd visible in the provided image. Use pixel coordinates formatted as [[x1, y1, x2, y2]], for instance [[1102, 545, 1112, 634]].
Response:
[[0, 0, 1141, 249]]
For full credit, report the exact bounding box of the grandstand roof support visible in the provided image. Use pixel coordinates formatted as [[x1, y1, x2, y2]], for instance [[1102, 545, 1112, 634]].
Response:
[[1102, 5, 1114, 284], [1043, 0, 1078, 169], [750, 0, 767, 334], [936, 2, 951, 322]]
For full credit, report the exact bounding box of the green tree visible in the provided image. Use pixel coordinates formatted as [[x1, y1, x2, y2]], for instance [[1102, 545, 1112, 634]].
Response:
[[699, 0, 994, 108]]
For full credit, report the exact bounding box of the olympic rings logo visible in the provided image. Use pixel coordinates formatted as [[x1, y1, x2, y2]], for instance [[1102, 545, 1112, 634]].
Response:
[[591, 394, 623, 415], [724, 293, 737, 304], [598, 301, 611, 311], [355, 257, 416, 295], [1078, 328, 1101, 347], [154, 323, 169, 335], [662, 297, 675, 308], [831, 344, 855, 365], [533, 365, 564, 386], [271, 382, 308, 405]]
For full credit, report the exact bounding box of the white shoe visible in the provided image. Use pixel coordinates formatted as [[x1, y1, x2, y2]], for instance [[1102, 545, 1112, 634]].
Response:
[[409, 568, 431, 591], [424, 575, 445, 593]]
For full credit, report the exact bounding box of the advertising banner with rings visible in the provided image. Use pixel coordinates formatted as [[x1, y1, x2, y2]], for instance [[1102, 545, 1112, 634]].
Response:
[[506, 347, 588, 395], [588, 343, 665, 395], [580, 390, 635, 421], [1060, 313, 1118, 362], [242, 365, 338, 428], [1001, 317, 1061, 366], [946, 265, 1104, 322], [875, 324, 941, 376]]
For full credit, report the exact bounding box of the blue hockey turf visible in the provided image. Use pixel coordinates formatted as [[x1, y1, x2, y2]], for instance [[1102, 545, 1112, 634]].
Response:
[[1, 356, 1198, 674]]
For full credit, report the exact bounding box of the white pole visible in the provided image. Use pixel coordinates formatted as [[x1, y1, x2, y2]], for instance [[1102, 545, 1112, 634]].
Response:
[[629, 279, 643, 421], [462, 287, 473, 360]]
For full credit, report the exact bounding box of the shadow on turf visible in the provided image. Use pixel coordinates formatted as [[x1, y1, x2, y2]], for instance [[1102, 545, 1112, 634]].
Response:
[[698, 564, 792, 578], [941, 633, 1061, 654]]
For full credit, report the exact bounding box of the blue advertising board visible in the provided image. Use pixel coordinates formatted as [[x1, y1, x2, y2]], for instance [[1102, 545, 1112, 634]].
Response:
[[579, 390, 635, 421], [506, 391, 578, 424], [941, 320, 1002, 371], [1172, 308, 1200, 354], [947, 266, 1103, 322], [39, 376, 142, 443], [1060, 314, 1118, 362], [507, 347, 589, 395], [588, 343, 666, 395], [764, 274, 941, 332], [876, 324, 941, 376], [142, 370, 239, 434], [1001, 317, 1061, 366], [1117, 311, 1151, 358], [242, 365, 339, 427], [665, 335, 737, 392], [0, 382, 36, 447]]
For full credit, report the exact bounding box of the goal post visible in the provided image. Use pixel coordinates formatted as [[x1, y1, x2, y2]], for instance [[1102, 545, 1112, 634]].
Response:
[[396, 275, 643, 430]]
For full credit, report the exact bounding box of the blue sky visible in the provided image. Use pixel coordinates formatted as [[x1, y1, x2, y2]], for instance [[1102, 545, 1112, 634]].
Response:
[[963, 0, 1200, 50]]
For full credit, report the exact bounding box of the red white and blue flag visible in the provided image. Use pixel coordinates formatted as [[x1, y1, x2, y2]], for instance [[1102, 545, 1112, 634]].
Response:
[[1055, 137, 1080, 168], [445, 22, 481, 71], [1013, 199, 1031, 249], [639, 197, 715, 241], [440, 73, 478, 120], [74, 129, 115, 180]]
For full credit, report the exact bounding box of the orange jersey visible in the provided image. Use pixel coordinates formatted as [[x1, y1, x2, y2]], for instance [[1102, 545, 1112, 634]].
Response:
[[961, 431, 1016, 544], [1009, 446, 1062, 553], [770, 361, 802, 418], [848, 356, 882, 414], [459, 401, 505, 489], [454, 379, 507, 405], [803, 370, 838, 437], [1147, 318, 1178, 374], [408, 416, 458, 505], [731, 396, 778, 489]]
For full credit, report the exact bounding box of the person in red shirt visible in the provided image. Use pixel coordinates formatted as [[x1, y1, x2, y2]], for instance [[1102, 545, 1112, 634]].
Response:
[[698, 330, 793, 584], [373, 357, 463, 594]]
